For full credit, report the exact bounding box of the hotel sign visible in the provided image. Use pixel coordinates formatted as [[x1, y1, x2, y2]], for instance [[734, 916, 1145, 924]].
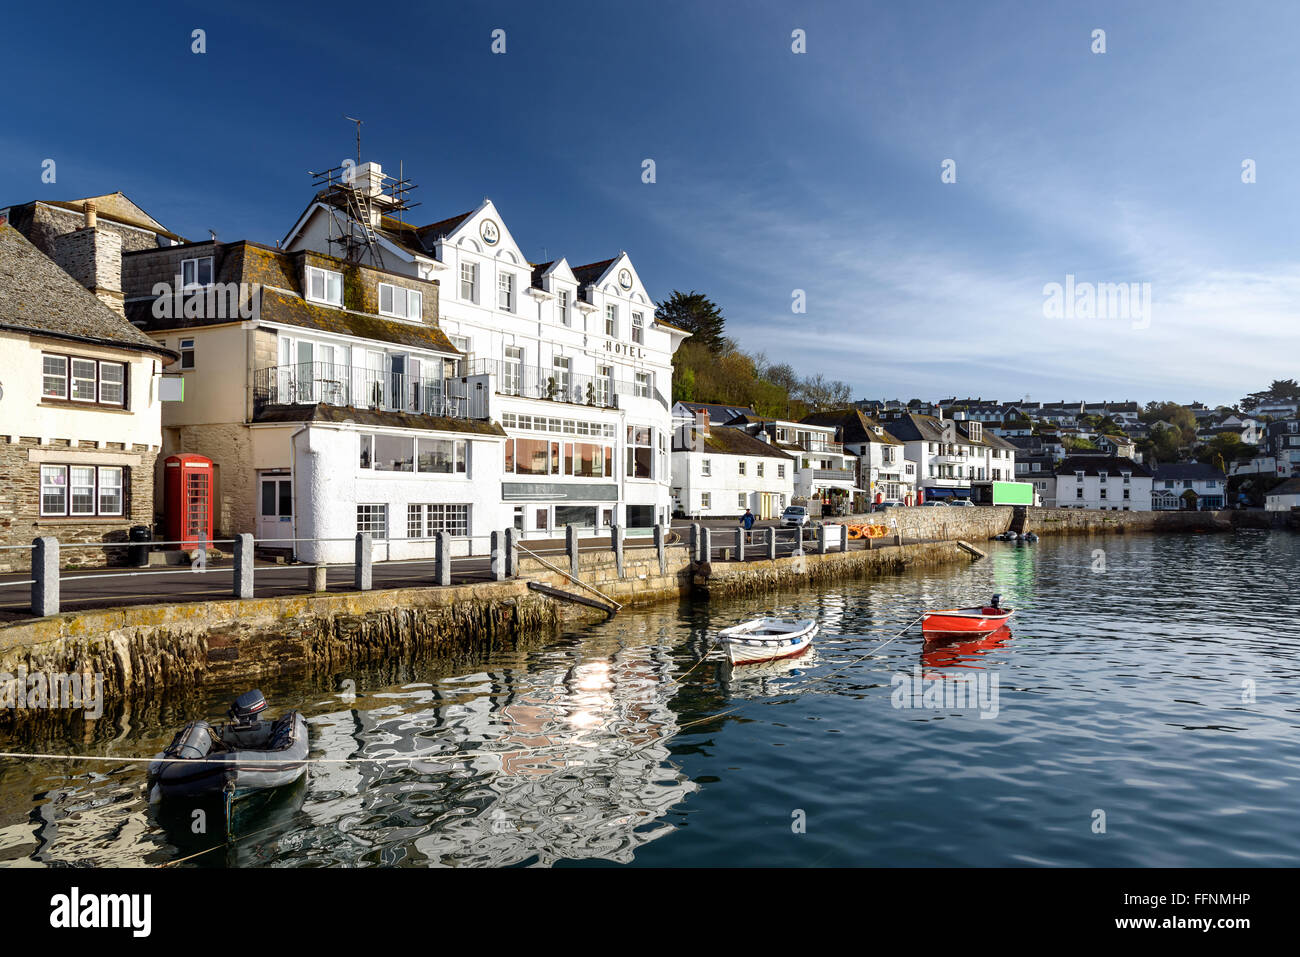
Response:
[[604, 341, 646, 359], [502, 483, 618, 502]]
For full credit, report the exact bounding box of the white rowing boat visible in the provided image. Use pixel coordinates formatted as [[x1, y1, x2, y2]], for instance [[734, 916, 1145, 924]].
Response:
[[717, 618, 818, 665]]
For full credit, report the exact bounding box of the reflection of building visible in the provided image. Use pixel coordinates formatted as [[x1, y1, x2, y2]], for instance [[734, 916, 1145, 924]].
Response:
[[299, 640, 696, 867]]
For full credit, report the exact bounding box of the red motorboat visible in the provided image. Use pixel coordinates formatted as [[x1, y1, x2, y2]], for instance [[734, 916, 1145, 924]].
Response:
[[921, 594, 1013, 640]]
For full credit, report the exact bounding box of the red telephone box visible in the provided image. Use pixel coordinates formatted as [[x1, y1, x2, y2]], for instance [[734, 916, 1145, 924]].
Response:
[[165, 453, 214, 548]]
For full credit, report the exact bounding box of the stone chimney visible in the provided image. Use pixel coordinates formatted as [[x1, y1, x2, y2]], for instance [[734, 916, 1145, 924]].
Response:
[[52, 205, 124, 316], [695, 408, 710, 436]]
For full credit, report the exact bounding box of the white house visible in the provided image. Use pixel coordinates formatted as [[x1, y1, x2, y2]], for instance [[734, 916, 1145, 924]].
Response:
[[0, 219, 177, 568], [1264, 477, 1300, 511], [725, 415, 862, 515], [1151, 462, 1227, 511], [800, 409, 917, 505], [880, 411, 1017, 503], [670, 407, 795, 519], [125, 233, 505, 564], [1054, 456, 1153, 510], [282, 162, 687, 539]]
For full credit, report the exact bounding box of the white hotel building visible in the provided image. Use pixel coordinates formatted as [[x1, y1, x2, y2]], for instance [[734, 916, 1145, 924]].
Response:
[[283, 164, 686, 539]]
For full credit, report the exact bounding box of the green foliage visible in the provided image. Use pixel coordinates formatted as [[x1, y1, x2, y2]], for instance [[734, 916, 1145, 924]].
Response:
[[656, 290, 727, 354]]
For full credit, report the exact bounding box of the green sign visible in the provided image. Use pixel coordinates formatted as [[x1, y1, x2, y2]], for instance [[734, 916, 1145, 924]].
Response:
[[992, 481, 1035, 505]]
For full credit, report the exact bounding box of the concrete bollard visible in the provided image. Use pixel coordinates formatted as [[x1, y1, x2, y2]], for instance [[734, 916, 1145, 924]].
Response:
[[735, 526, 745, 562], [839, 524, 848, 553], [566, 524, 580, 578], [309, 564, 327, 592], [690, 523, 701, 563], [611, 524, 625, 578], [490, 530, 507, 581], [654, 523, 667, 575], [766, 525, 776, 560], [435, 531, 452, 586], [505, 527, 519, 578], [817, 523, 828, 554], [31, 536, 59, 617], [354, 532, 372, 591], [234, 532, 255, 598], [701, 526, 712, 562], [894, 532, 903, 546]]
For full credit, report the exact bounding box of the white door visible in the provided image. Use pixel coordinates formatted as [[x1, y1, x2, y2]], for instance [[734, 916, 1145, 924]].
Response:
[[257, 475, 293, 543]]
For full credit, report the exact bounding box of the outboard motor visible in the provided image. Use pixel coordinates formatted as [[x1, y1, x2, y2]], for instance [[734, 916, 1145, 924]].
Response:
[[990, 594, 1001, 610], [229, 689, 268, 730]]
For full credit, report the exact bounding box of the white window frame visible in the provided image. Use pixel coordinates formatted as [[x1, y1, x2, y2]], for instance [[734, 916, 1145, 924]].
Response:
[[498, 271, 515, 312], [307, 266, 343, 306], [181, 256, 214, 289], [357, 503, 388, 539], [605, 304, 618, 337], [378, 282, 422, 320], [632, 311, 644, 344], [39, 464, 123, 517], [557, 289, 569, 325], [460, 262, 478, 303]]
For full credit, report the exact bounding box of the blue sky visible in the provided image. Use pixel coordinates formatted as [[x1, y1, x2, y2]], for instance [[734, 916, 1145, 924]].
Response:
[[3, 0, 1297, 407]]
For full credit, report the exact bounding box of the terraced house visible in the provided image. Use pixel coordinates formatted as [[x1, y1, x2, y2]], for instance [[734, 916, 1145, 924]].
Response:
[[879, 411, 1017, 503], [670, 405, 795, 519], [123, 232, 505, 564], [280, 162, 687, 538], [0, 218, 176, 568]]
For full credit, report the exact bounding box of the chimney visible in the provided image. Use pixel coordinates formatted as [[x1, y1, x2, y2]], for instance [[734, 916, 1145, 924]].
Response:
[[695, 408, 710, 436], [352, 162, 394, 228], [52, 213, 124, 317], [758, 429, 771, 444]]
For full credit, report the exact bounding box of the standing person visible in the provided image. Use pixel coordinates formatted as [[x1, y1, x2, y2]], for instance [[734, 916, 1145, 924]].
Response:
[[740, 508, 755, 538]]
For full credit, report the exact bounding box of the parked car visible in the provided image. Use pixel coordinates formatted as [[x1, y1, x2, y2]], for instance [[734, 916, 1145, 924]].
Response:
[[921, 500, 948, 507], [781, 505, 810, 527], [872, 500, 903, 512], [948, 498, 976, 508]]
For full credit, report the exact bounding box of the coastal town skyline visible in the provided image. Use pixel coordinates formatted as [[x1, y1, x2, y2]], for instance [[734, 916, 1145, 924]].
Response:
[[3, 1, 1299, 405]]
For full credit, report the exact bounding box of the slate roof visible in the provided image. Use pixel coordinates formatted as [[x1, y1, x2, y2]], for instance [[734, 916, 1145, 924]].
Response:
[[799, 409, 902, 445], [683, 426, 795, 460], [129, 240, 458, 355], [881, 412, 1017, 450], [571, 259, 616, 287], [678, 401, 757, 424], [0, 222, 175, 358], [1056, 455, 1152, 477], [1152, 462, 1227, 482], [1266, 477, 1300, 497]]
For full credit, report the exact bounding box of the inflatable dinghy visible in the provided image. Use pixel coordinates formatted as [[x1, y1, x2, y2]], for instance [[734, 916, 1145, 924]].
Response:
[[149, 690, 308, 805]]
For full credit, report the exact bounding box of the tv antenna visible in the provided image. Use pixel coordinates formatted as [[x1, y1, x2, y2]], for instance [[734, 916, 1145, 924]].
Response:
[[344, 116, 363, 165]]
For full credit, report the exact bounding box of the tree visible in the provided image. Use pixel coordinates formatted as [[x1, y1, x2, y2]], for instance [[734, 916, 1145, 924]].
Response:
[[655, 290, 726, 354], [1242, 378, 1300, 411]]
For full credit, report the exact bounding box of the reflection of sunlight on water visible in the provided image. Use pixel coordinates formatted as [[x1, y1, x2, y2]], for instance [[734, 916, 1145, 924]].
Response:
[[6, 533, 1300, 867]]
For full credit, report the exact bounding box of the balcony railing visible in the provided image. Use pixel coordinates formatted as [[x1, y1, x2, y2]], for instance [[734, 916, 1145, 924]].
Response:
[[799, 438, 844, 454], [467, 358, 669, 411], [253, 362, 488, 420], [811, 468, 856, 483]]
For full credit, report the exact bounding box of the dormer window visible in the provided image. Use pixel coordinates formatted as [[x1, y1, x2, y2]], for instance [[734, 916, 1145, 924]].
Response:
[[181, 256, 214, 289], [378, 282, 422, 320], [968, 421, 982, 441], [557, 289, 569, 325], [307, 266, 342, 306]]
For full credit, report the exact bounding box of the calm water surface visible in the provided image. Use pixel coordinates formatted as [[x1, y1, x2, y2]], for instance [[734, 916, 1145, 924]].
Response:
[[1, 531, 1297, 867]]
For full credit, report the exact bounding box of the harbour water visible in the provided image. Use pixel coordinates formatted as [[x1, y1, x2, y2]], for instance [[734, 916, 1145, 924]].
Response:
[[1, 530, 1297, 867]]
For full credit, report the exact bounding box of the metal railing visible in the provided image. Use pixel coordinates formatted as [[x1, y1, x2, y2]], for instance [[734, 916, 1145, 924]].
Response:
[[252, 362, 489, 419], [466, 358, 669, 411], [811, 468, 856, 482]]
